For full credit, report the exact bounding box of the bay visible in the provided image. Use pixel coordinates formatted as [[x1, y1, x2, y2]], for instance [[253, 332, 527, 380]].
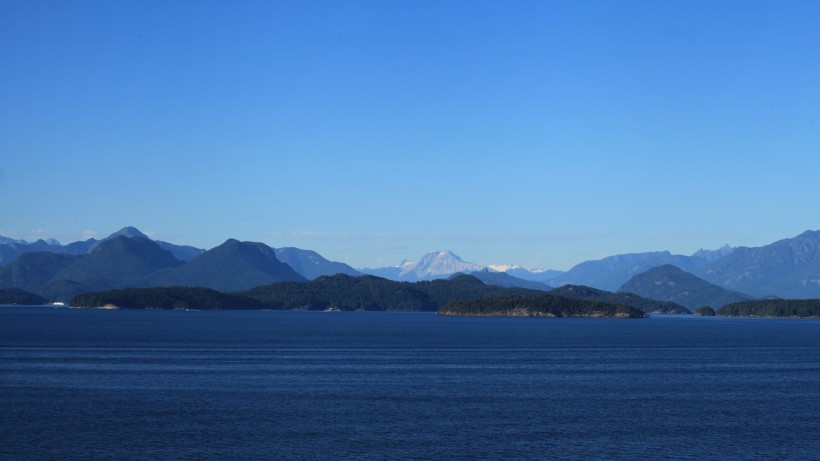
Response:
[[2, 306, 820, 460]]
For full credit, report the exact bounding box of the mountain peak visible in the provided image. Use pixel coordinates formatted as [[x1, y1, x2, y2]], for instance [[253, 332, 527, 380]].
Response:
[[400, 250, 484, 280], [620, 264, 752, 309], [106, 226, 150, 241], [691, 244, 735, 262]]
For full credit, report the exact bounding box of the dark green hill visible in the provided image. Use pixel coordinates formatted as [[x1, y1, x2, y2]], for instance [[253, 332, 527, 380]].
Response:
[[551, 284, 690, 314], [241, 274, 544, 312], [62, 274, 580, 312], [53, 236, 182, 286], [154, 239, 306, 291], [619, 265, 753, 309], [438, 294, 646, 318], [694, 306, 716, 316], [70, 286, 261, 310], [0, 252, 81, 289], [241, 274, 436, 311], [415, 274, 542, 306], [0, 288, 47, 305], [718, 299, 820, 317]]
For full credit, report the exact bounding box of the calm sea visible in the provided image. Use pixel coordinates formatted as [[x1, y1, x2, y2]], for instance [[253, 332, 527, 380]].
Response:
[[2, 306, 820, 460]]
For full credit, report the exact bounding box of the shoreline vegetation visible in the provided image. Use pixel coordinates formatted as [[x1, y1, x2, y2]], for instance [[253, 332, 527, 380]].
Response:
[[0, 288, 47, 305], [2, 274, 810, 319], [717, 299, 820, 318], [437, 294, 646, 318]]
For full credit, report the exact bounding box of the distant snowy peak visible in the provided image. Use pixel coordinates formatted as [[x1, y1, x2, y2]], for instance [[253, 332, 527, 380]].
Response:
[[488, 264, 552, 273], [487, 264, 565, 282], [691, 244, 735, 262], [402, 250, 484, 280], [488, 264, 523, 273], [393, 260, 416, 271], [0, 236, 26, 245]]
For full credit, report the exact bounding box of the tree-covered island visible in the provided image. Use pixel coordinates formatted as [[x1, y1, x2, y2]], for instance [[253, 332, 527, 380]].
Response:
[[438, 294, 647, 318], [717, 299, 820, 318]]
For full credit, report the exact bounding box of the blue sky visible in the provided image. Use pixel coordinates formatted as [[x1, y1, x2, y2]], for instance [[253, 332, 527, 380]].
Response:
[[2, 0, 819, 270]]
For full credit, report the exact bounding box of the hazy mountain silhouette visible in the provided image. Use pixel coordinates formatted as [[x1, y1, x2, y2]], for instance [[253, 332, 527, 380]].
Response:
[[274, 247, 361, 280], [551, 284, 690, 314], [153, 239, 306, 291], [53, 236, 183, 286], [621, 264, 753, 309], [0, 252, 81, 290], [458, 269, 553, 291], [694, 230, 820, 298]]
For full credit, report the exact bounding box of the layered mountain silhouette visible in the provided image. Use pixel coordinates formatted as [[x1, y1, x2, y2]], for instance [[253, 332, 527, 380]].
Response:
[[4, 226, 820, 303], [152, 239, 305, 291], [0, 236, 182, 301], [620, 264, 753, 309], [56, 236, 184, 284], [549, 251, 715, 292], [0, 252, 81, 290], [0, 226, 205, 266], [487, 265, 565, 283], [692, 230, 820, 298], [459, 269, 553, 291], [1, 232, 306, 300], [0, 238, 66, 266], [550, 284, 690, 314], [543, 230, 820, 299]]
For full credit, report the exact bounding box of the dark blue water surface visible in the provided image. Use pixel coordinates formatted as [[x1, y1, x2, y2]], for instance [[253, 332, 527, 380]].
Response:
[[2, 306, 820, 460]]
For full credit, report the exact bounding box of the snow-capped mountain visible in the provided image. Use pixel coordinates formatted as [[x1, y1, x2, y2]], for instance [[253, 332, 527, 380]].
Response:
[[488, 264, 566, 283], [360, 250, 483, 281], [403, 250, 484, 281], [488, 264, 524, 272]]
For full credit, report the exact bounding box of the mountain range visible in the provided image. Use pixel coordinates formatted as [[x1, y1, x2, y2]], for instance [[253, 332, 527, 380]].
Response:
[[691, 230, 820, 298], [0, 228, 349, 300], [0, 226, 205, 266], [547, 248, 735, 292], [3, 226, 820, 303]]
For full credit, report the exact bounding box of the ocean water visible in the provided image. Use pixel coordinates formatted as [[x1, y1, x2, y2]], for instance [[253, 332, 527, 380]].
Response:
[[2, 306, 820, 460]]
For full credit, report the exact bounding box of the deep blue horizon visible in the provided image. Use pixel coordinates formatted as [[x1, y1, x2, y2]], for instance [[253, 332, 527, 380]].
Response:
[[2, 1, 819, 270]]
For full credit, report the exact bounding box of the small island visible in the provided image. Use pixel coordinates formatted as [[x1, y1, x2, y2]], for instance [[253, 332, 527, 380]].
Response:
[[717, 299, 820, 318], [694, 306, 716, 317], [438, 294, 646, 318]]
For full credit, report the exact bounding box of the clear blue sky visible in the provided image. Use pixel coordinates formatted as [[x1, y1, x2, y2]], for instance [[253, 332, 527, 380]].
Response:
[[2, 0, 819, 270]]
